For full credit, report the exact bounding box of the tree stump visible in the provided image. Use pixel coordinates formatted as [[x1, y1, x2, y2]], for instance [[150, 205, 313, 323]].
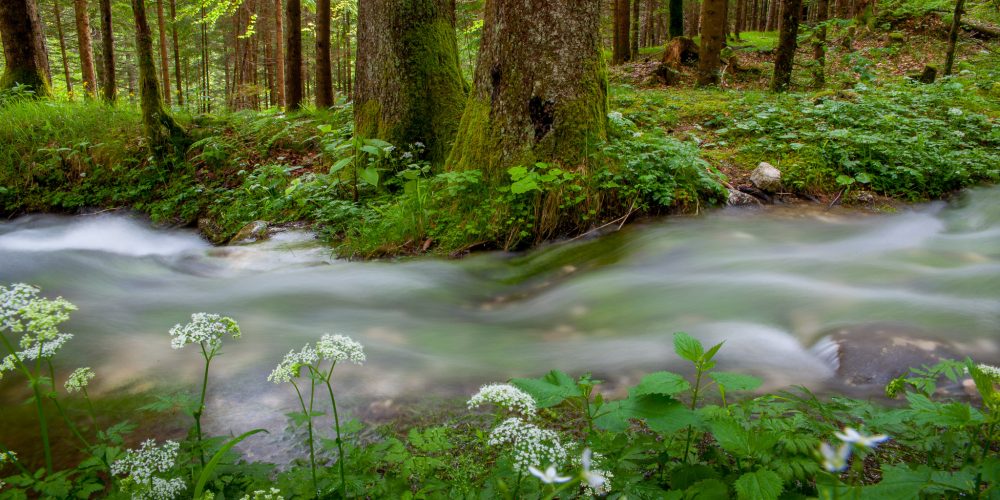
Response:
[[663, 36, 699, 66]]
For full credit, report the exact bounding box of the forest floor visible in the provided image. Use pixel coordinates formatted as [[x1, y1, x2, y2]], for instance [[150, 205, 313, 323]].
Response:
[[1, 17, 998, 258]]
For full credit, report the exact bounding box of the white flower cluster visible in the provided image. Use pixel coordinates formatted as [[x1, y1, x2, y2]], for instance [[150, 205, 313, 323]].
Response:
[[1, 333, 74, 378], [65, 366, 96, 393], [488, 417, 567, 472], [0, 283, 36, 332], [268, 344, 319, 384], [579, 448, 611, 496], [0, 449, 14, 488], [239, 488, 285, 500], [0, 284, 76, 341], [317, 333, 366, 365], [467, 383, 537, 417], [978, 363, 1000, 380], [819, 427, 889, 473], [111, 439, 186, 500], [169, 313, 241, 351]]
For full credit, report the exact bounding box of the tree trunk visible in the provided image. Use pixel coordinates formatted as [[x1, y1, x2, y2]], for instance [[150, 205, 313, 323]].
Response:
[[273, 0, 285, 107], [98, 0, 115, 101], [698, 0, 726, 85], [943, 0, 965, 75], [669, 0, 684, 37], [631, 0, 640, 56], [0, 0, 50, 95], [155, 0, 170, 104], [130, 0, 184, 159], [53, 0, 74, 95], [315, 0, 333, 107], [766, 0, 779, 30], [73, 0, 98, 97], [355, 0, 466, 163], [735, 0, 745, 39], [169, 0, 182, 106], [771, 0, 802, 91], [613, 0, 631, 64], [284, 0, 302, 109], [447, 0, 607, 181], [812, 0, 828, 87]]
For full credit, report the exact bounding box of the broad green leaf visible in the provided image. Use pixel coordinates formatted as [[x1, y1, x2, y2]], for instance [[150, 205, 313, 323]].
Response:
[[634, 371, 691, 396], [670, 464, 720, 490], [511, 370, 581, 408], [862, 464, 928, 499], [703, 341, 724, 362], [360, 145, 382, 156], [363, 138, 393, 148], [709, 372, 763, 392], [329, 157, 352, 174], [734, 470, 783, 500], [510, 177, 540, 194], [594, 391, 687, 432], [361, 166, 380, 187], [685, 478, 730, 499], [673, 332, 704, 363]]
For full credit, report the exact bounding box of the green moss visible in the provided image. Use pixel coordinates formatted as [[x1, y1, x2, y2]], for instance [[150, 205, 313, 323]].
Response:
[[0, 66, 51, 97]]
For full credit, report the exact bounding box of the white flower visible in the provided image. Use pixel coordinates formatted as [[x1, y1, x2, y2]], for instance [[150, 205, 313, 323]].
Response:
[[401, 152, 413, 159], [1, 333, 74, 376], [820, 442, 851, 473], [0, 284, 76, 349], [528, 464, 571, 484], [977, 364, 1000, 380], [631, 131, 642, 138], [468, 383, 537, 416], [835, 427, 889, 449], [169, 313, 240, 351], [581, 448, 608, 490], [111, 439, 186, 500], [316, 333, 365, 365], [488, 417, 567, 473], [948, 107, 963, 116], [65, 367, 95, 393], [0, 450, 16, 463], [268, 344, 319, 384], [239, 488, 284, 500]]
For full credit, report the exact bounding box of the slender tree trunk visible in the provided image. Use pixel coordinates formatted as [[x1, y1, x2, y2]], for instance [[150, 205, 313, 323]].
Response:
[[284, 0, 302, 109], [812, 0, 828, 87], [0, 0, 51, 95], [699, 0, 727, 85], [613, 0, 631, 63], [735, 0, 745, 39], [771, 0, 802, 91], [631, 0, 640, 56], [130, 0, 184, 159], [943, 0, 965, 75], [273, 0, 285, 106], [355, 0, 466, 162], [98, 0, 115, 101], [53, 0, 74, 95], [169, 0, 182, 106], [155, 0, 170, 104], [73, 0, 98, 97], [669, 0, 684, 37], [766, 0, 779, 30], [448, 0, 607, 180], [315, 0, 333, 107]]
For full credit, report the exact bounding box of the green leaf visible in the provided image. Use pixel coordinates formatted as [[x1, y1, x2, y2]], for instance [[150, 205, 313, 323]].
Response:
[[709, 372, 762, 392], [361, 166, 380, 187], [734, 470, 783, 500], [507, 165, 529, 181], [862, 464, 928, 499], [510, 177, 540, 194], [685, 478, 730, 499], [634, 371, 691, 396], [836, 174, 856, 186], [363, 138, 393, 149], [511, 370, 581, 408], [360, 145, 381, 156], [673, 332, 704, 363], [193, 428, 268, 499], [593, 391, 686, 432], [855, 172, 872, 184], [329, 157, 352, 174]]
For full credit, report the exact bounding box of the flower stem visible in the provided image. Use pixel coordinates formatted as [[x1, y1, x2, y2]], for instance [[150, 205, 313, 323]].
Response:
[[323, 363, 348, 499], [683, 365, 705, 463], [292, 379, 318, 497], [0, 332, 53, 474], [194, 343, 213, 469]]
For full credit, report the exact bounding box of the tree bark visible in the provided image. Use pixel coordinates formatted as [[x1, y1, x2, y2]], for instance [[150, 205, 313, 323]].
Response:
[[130, 0, 184, 159], [53, 0, 74, 95], [0, 0, 50, 95], [613, 0, 631, 64], [631, 0, 640, 56], [284, 0, 302, 109], [169, 0, 182, 106], [735, 0, 745, 39], [766, 0, 779, 30], [315, 0, 333, 107], [771, 0, 802, 91], [669, 0, 684, 37], [98, 0, 115, 101], [447, 0, 607, 181], [73, 0, 98, 97], [273, 0, 285, 107], [155, 0, 170, 104], [943, 0, 965, 75], [355, 0, 466, 163], [812, 0, 828, 87], [698, 0, 726, 85]]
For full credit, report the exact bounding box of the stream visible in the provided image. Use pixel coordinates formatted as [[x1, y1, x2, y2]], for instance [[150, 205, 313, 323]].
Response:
[[1, 186, 998, 463]]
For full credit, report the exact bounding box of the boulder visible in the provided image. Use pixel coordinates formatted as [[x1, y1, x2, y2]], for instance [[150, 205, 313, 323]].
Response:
[[663, 36, 699, 66], [229, 220, 269, 245], [197, 217, 228, 245], [750, 162, 782, 192], [727, 189, 760, 206]]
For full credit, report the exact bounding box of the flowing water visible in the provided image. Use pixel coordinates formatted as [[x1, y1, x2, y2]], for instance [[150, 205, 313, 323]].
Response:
[[1, 187, 998, 462]]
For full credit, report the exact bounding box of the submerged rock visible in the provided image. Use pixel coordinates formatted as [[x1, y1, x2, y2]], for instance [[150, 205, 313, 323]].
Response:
[[750, 162, 782, 193], [229, 220, 269, 245], [727, 189, 760, 206]]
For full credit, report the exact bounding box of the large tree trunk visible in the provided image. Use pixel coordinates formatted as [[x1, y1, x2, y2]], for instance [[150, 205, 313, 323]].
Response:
[[0, 0, 50, 95], [99, 0, 115, 101], [698, 0, 727, 85], [612, 0, 631, 64], [315, 0, 333, 107], [447, 0, 607, 182], [284, 0, 303, 109], [669, 0, 684, 37], [812, 0, 828, 87], [169, 0, 182, 106], [130, 0, 184, 160], [354, 0, 466, 163], [943, 0, 965, 75], [73, 0, 98, 97], [53, 0, 74, 95], [156, 0, 170, 104], [771, 0, 802, 91], [273, 0, 284, 107]]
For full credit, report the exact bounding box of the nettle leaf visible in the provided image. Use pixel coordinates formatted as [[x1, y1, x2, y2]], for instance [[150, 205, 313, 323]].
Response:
[[511, 370, 581, 408], [685, 478, 730, 498], [594, 390, 688, 432], [673, 332, 704, 363], [634, 371, 691, 396], [862, 464, 931, 499], [734, 470, 783, 500], [709, 372, 762, 392]]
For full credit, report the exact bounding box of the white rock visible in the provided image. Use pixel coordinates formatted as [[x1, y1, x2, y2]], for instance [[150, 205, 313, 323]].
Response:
[[750, 162, 782, 192], [727, 189, 760, 206]]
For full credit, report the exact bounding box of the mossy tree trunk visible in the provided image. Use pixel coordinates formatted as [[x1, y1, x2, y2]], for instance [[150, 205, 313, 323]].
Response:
[[99, 0, 116, 101], [130, 0, 185, 160], [446, 0, 607, 183], [315, 0, 333, 108], [631, 0, 640, 57], [771, 0, 802, 91], [73, 0, 98, 97], [943, 0, 965, 75], [812, 0, 828, 87], [698, 0, 727, 85], [284, 0, 303, 110], [354, 0, 467, 163], [669, 0, 684, 37], [0, 0, 51, 96]]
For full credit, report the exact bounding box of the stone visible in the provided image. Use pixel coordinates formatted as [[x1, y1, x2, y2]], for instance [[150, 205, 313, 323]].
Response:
[[888, 31, 906, 44], [229, 220, 269, 245], [727, 189, 760, 206], [750, 162, 782, 193], [197, 217, 227, 245]]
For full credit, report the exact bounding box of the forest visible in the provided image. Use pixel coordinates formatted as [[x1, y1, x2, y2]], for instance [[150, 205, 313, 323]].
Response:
[[1, 0, 999, 497]]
